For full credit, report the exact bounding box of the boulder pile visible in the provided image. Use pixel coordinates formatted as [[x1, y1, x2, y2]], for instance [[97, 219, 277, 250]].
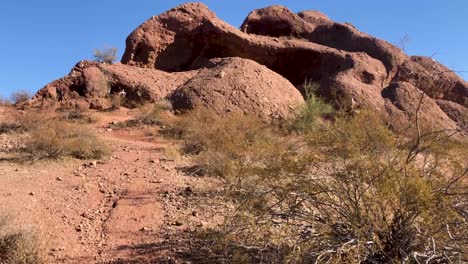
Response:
[[33, 2, 467, 130]]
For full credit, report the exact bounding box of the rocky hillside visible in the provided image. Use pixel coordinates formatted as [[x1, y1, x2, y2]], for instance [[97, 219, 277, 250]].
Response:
[[32, 2, 467, 132]]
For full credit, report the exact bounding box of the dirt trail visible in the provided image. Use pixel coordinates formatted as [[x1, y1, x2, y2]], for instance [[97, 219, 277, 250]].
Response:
[[0, 110, 219, 263]]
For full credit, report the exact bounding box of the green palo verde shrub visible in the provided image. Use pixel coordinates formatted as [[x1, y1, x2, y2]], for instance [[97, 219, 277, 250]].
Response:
[[289, 81, 334, 133]]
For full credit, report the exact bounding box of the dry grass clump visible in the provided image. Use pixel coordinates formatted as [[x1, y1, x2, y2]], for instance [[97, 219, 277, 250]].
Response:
[[24, 119, 109, 160], [0, 112, 39, 135], [108, 94, 126, 111], [0, 111, 109, 161], [0, 215, 46, 264], [133, 101, 172, 126], [0, 123, 23, 134], [59, 110, 97, 124], [168, 107, 467, 263], [113, 101, 172, 129]]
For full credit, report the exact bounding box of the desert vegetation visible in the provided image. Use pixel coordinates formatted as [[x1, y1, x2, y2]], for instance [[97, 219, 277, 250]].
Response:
[[288, 81, 334, 133], [158, 98, 467, 263], [25, 119, 109, 160], [0, 111, 109, 161], [93, 47, 118, 64], [0, 89, 33, 106], [0, 214, 46, 264], [10, 90, 31, 105], [58, 109, 97, 124]]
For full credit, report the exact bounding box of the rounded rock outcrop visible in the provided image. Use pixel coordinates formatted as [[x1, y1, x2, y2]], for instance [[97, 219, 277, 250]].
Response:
[[170, 57, 304, 121]]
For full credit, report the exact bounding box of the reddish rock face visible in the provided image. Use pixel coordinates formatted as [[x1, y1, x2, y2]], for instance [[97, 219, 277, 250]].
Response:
[[297, 10, 333, 26], [121, 2, 217, 71], [436, 100, 468, 131], [34, 2, 467, 134], [170, 57, 304, 120], [34, 57, 305, 121], [240, 5, 406, 85], [240, 5, 314, 38], [34, 60, 197, 108], [394, 56, 468, 107], [121, 3, 387, 96], [382, 82, 458, 132]]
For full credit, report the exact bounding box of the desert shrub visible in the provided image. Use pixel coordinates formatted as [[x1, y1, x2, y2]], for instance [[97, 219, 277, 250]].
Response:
[[10, 90, 31, 105], [59, 110, 96, 124], [0, 215, 46, 264], [289, 81, 334, 133], [24, 119, 109, 160], [0, 112, 47, 135], [177, 109, 467, 263], [0, 123, 23, 134], [135, 100, 172, 126], [163, 108, 298, 182], [108, 94, 126, 110], [93, 47, 118, 64], [111, 101, 172, 129], [288, 112, 467, 263]]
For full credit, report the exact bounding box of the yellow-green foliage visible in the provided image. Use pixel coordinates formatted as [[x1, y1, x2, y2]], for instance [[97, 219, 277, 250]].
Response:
[[296, 111, 467, 263], [289, 81, 334, 133], [165, 108, 298, 183], [171, 108, 467, 263]]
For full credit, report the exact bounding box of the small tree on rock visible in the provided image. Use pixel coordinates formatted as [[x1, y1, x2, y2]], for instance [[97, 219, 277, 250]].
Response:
[[10, 89, 31, 104], [93, 47, 118, 64]]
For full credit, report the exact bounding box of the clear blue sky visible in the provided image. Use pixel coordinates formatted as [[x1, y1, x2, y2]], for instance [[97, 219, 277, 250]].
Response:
[[1, 0, 467, 98]]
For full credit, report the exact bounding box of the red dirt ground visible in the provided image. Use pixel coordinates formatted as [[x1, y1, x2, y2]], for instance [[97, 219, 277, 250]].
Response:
[[0, 107, 223, 263]]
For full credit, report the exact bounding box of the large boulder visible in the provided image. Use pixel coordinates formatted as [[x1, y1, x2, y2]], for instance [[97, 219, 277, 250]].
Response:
[[33, 57, 305, 121], [121, 2, 387, 94], [170, 57, 304, 120], [121, 2, 217, 71], [297, 10, 333, 26], [240, 5, 314, 38], [240, 5, 407, 84]]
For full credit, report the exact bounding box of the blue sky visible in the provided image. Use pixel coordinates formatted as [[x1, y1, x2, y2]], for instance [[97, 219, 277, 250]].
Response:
[[1, 0, 467, 98]]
